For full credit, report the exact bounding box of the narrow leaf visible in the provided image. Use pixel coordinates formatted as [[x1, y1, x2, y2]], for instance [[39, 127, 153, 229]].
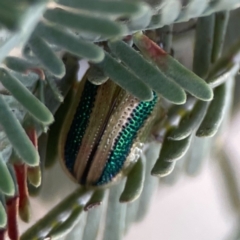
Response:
[[0, 198, 7, 228], [84, 189, 105, 211], [4, 57, 36, 73], [196, 83, 227, 137], [20, 188, 92, 240], [45, 75, 64, 103], [151, 160, 176, 177], [193, 14, 215, 77], [0, 158, 15, 196], [103, 181, 126, 240], [0, 68, 54, 125], [207, 38, 240, 85], [207, 63, 239, 88], [28, 36, 65, 77], [185, 137, 211, 176], [168, 100, 208, 140], [44, 8, 127, 38], [211, 11, 229, 62], [36, 21, 104, 63], [120, 157, 145, 203], [133, 32, 213, 101], [0, 3, 22, 30], [47, 206, 83, 239], [95, 52, 153, 101], [87, 65, 108, 85], [82, 204, 103, 240], [154, 133, 191, 163], [0, 96, 39, 166], [135, 143, 160, 221], [27, 166, 41, 188], [108, 40, 186, 104], [58, 0, 146, 17]]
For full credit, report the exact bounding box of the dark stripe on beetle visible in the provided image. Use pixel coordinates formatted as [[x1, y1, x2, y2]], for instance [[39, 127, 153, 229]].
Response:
[[96, 93, 158, 185], [64, 80, 98, 174], [80, 94, 120, 185]]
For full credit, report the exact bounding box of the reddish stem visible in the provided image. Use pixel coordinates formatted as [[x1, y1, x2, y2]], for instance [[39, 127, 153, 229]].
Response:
[[14, 164, 29, 222], [6, 197, 19, 240]]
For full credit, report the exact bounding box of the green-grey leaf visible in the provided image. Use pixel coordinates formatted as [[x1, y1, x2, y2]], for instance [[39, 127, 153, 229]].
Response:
[[193, 14, 215, 78], [151, 160, 176, 177], [161, 56, 213, 101], [0, 69, 54, 125], [207, 62, 239, 88], [103, 181, 126, 240], [44, 8, 127, 38], [47, 206, 83, 239], [0, 203, 7, 229], [4, 56, 36, 73], [87, 65, 108, 85], [82, 204, 103, 240], [95, 52, 153, 101], [45, 74, 64, 103], [133, 32, 213, 101], [0, 3, 22, 30], [168, 100, 209, 140], [185, 137, 211, 176], [154, 135, 191, 165], [36, 21, 104, 63], [0, 156, 15, 196], [84, 189, 105, 211], [207, 38, 240, 85], [108, 40, 186, 104], [20, 188, 92, 239], [57, 0, 146, 17], [119, 157, 145, 203], [0, 96, 39, 166], [28, 36, 65, 78], [196, 83, 227, 137], [135, 142, 160, 221]]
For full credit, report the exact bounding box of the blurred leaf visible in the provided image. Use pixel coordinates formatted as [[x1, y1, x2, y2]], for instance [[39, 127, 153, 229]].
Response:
[[168, 100, 208, 140], [44, 8, 127, 38], [47, 206, 83, 239], [20, 188, 92, 239], [102, 181, 126, 240], [152, 159, 176, 178], [0, 196, 7, 228], [152, 135, 191, 176], [57, 0, 147, 18], [120, 157, 145, 203], [193, 14, 215, 77], [0, 157, 15, 196], [4, 56, 37, 73], [136, 142, 160, 221], [82, 204, 103, 240], [35, 21, 104, 63], [84, 189, 105, 210], [196, 83, 227, 137]]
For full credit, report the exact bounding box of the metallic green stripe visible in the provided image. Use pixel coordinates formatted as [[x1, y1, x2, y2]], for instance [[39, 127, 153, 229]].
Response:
[[64, 81, 98, 174], [96, 93, 158, 185]]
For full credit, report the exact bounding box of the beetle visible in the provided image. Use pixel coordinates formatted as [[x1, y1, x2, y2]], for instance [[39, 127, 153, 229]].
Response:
[[59, 75, 163, 188]]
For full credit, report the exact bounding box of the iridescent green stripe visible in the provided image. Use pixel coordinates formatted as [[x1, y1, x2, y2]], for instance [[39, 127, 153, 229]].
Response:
[[64, 81, 98, 174], [96, 93, 158, 185]]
